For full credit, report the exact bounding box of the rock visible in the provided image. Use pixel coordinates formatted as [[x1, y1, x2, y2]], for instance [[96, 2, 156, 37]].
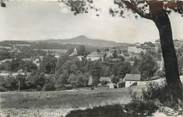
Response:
[[160, 106, 178, 116], [152, 111, 168, 117]]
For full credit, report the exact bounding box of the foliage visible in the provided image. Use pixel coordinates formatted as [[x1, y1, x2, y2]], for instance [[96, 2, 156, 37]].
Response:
[[10, 58, 24, 72], [66, 101, 158, 117], [0, 61, 12, 71], [140, 82, 183, 107], [16, 74, 26, 90], [91, 61, 102, 86], [68, 73, 89, 88], [42, 75, 56, 91], [0, 76, 18, 91], [55, 70, 69, 90], [112, 50, 118, 58], [0, 50, 11, 60], [26, 72, 46, 90], [77, 45, 88, 56], [23, 61, 37, 72], [40, 54, 57, 74], [139, 53, 158, 80]]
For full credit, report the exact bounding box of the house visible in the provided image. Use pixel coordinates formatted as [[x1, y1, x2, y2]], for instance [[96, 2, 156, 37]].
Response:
[[124, 74, 141, 87], [12, 70, 26, 77], [0, 46, 11, 50], [124, 73, 165, 88], [22, 58, 32, 62], [100, 77, 112, 83], [107, 82, 115, 89], [117, 78, 125, 88], [32, 56, 43, 67], [87, 52, 104, 61], [77, 56, 84, 61], [128, 46, 145, 54], [99, 77, 115, 89], [88, 76, 93, 86], [15, 44, 31, 47], [105, 51, 113, 58], [0, 59, 12, 64], [69, 48, 78, 57], [0, 71, 10, 77]]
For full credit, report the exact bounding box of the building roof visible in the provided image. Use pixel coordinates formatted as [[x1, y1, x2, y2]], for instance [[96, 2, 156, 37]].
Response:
[[100, 77, 111, 82], [124, 74, 141, 81], [69, 48, 78, 57], [15, 44, 31, 47], [87, 52, 104, 57]]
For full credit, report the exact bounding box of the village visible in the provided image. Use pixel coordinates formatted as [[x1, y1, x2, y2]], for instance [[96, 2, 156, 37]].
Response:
[[1, 39, 183, 91]]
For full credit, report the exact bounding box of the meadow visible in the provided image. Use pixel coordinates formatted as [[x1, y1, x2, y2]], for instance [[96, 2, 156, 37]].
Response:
[[0, 88, 131, 117]]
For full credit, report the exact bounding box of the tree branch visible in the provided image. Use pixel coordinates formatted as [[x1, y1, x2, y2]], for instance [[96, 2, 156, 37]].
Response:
[[123, 0, 153, 20]]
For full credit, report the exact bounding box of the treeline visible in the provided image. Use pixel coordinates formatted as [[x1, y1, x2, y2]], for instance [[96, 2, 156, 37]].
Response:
[[0, 49, 162, 91]]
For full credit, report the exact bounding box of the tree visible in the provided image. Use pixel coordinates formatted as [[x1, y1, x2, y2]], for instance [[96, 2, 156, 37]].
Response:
[[55, 70, 69, 89], [42, 75, 56, 91], [22, 61, 37, 72], [16, 74, 26, 91], [40, 54, 57, 74], [0, 50, 11, 60], [139, 53, 158, 80], [111, 60, 132, 82], [10, 58, 24, 72], [1, 75, 18, 91], [57, 0, 183, 101], [91, 61, 102, 86], [112, 50, 118, 58], [77, 45, 88, 56], [26, 72, 46, 90], [0, 0, 6, 7]]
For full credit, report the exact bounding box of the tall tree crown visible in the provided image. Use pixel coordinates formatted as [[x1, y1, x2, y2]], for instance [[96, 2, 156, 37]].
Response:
[[1, 0, 183, 19], [59, 0, 183, 20]]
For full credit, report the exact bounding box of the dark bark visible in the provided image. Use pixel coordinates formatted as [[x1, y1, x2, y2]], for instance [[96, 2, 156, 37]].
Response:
[[152, 10, 183, 100]]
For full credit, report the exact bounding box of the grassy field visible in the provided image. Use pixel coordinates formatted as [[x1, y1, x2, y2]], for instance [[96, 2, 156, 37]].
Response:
[[0, 88, 131, 117]]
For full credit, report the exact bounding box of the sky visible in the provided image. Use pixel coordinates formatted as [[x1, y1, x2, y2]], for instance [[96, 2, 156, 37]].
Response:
[[0, 0, 183, 43]]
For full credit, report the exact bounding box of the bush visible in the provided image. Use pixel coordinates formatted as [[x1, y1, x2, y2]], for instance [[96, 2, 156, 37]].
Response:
[[0, 76, 18, 91], [66, 101, 158, 117], [142, 82, 167, 101], [132, 82, 183, 107], [0, 86, 7, 92], [42, 75, 55, 91], [26, 72, 46, 90], [42, 82, 55, 91]]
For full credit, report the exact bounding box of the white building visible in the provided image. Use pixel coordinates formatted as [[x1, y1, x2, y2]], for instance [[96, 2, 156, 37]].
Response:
[[87, 52, 104, 61], [124, 74, 141, 87], [128, 46, 146, 54], [69, 48, 78, 57], [77, 56, 84, 61]]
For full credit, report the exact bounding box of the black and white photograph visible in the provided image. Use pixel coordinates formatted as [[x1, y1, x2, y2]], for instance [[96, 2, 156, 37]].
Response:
[[1, 0, 183, 117]]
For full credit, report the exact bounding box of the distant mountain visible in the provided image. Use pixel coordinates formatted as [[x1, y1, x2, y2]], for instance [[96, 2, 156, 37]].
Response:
[[44, 35, 122, 48], [0, 36, 127, 52]]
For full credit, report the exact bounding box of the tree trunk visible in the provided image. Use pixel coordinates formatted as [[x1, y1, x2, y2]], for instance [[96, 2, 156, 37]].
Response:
[[153, 10, 183, 101]]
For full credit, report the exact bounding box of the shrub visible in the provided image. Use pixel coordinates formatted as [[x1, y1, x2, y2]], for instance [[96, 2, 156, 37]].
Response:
[[137, 82, 183, 107], [42, 75, 55, 91], [66, 101, 158, 117], [42, 82, 55, 91], [142, 82, 167, 102], [0, 76, 18, 91]]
